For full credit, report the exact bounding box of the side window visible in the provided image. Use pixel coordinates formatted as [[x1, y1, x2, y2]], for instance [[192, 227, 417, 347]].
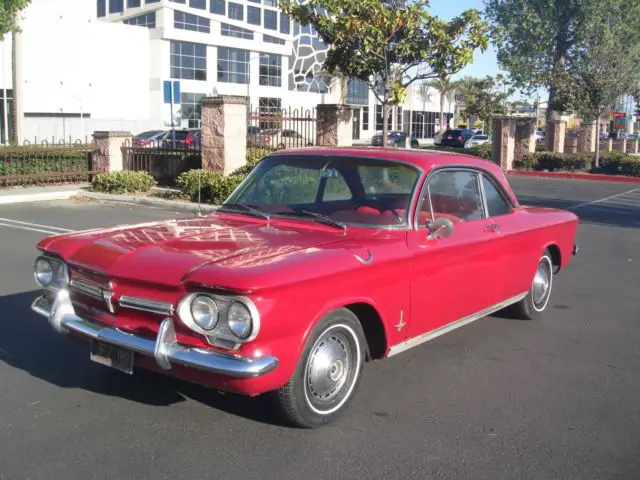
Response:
[[481, 175, 512, 217], [322, 170, 352, 201], [419, 170, 484, 225]]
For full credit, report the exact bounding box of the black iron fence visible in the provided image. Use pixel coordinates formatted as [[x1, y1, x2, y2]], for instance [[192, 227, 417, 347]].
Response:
[[121, 142, 201, 186], [247, 106, 317, 149], [0, 141, 96, 187]]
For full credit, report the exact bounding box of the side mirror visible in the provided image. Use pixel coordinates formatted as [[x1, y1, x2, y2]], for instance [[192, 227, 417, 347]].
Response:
[[426, 217, 454, 240]]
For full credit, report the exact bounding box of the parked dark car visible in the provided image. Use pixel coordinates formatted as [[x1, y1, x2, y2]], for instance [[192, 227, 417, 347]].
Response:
[[371, 131, 419, 148], [439, 129, 475, 147], [163, 129, 200, 148]]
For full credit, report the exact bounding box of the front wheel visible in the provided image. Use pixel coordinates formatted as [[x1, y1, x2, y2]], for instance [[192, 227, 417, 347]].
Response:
[[508, 250, 554, 320], [272, 308, 366, 428]]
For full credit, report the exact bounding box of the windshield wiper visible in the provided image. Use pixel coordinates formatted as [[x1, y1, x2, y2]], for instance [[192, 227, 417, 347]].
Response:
[[277, 209, 346, 231], [218, 203, 270, 220]]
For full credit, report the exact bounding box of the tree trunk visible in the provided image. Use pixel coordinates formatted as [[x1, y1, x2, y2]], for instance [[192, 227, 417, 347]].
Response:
[[382, 101, 388, 145], [439, 94, 445, 131], [10, 28, 17, 144], [594, 117, 601, 169]]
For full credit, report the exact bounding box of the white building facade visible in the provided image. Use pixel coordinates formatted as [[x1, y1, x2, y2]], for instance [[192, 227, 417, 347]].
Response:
[[0, 0, 455, 143]]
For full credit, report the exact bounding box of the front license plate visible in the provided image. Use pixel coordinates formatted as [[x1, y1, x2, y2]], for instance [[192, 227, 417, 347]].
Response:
[[90, 340, 134, 374]]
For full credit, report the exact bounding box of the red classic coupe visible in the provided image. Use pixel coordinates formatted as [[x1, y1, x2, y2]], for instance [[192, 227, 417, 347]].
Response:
[[31, 147, 579, 428]]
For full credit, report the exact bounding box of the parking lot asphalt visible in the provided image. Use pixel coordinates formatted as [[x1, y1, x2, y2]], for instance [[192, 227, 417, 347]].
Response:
[[1, 176, 639, 480]]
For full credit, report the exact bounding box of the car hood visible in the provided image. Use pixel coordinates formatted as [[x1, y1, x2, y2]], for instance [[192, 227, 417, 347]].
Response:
[[37, 214, 358, 290]]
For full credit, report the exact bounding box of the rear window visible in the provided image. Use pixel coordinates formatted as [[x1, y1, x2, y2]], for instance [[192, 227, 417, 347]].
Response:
[[136, 130, 162, 139]]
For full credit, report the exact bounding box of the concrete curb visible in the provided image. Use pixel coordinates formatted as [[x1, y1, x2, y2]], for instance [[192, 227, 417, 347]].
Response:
[[76, 190, 220, 214], [507, 170, 640, 184], [0, 189, 82, 205]]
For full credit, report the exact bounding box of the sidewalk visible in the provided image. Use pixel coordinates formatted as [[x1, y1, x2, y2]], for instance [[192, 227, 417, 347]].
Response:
[[0, 183, 90, 205]]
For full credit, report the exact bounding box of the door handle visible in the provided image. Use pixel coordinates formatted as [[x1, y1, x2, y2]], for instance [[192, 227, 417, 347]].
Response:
[[483, 223, 500, 233]]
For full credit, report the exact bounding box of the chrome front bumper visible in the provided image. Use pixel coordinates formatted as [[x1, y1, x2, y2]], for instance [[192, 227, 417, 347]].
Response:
[[31, 289, 279, 378]]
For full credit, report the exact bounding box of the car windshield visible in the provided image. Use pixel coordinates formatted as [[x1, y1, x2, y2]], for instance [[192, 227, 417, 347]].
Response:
[[224, 154, 422, 228]]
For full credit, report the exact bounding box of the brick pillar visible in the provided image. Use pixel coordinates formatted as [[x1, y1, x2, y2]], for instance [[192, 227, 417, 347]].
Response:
[[580, 122, 597, 152], [491, 116, 516, 171], [634, 139, 639, 154], [200, 95, 247, 175], [549, 119, 567, 153], [316, 104, 353, 146], [92, 131, 132, 172], [608, 138, 613, 151], [621, 138, 628, 153], [514, 117, 537, 161]]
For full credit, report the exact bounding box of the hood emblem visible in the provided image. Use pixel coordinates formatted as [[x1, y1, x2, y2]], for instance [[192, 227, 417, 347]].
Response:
[[102, 282, 115, 313]]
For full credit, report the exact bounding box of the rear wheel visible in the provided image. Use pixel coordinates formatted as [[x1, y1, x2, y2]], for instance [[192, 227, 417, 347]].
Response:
[[509, 250, 554, 320], [272, 308, 366, 428]]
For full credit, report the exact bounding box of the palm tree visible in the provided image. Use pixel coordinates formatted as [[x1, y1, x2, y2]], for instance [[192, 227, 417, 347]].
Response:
[[426, 75, 457, 131], [454, 76, 476, 127]]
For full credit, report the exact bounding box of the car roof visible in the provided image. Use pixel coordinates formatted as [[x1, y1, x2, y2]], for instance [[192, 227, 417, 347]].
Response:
[[273, 146, 494, 171]]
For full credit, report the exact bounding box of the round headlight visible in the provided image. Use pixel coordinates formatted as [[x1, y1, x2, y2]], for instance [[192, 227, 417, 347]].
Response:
[[190, 295, 219, 331], [35, 257, 54, 286], [227, 302, 252, 339], [56, 262, 69, 286]]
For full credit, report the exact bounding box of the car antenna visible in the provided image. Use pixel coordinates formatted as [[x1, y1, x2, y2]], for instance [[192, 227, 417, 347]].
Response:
[[197, 169, 203, 217]]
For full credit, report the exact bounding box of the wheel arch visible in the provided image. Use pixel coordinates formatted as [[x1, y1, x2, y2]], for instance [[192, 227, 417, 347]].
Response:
[[300, 298, 389, 363], [543, 242, 562, 273]]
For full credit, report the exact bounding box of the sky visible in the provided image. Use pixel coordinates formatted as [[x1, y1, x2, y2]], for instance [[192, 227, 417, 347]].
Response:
[[429, 0, 503, 80], [428, 0, 548, 102]]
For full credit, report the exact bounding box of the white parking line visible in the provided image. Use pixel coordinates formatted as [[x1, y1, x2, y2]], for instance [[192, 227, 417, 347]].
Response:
[[0, 217, 75, 235], [0, 217, 74, 232], [567, 188, 640, 211]]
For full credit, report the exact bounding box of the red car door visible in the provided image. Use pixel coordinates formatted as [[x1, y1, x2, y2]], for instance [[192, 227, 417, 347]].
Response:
[[405, 168, 507, 341]]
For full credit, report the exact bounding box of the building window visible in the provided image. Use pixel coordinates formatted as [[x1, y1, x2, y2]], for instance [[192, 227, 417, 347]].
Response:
[[279, 13, 290, 34], [170, 41, 207, 81], [396, 106, 403, 131], [127, 0, 140, 7], [263, 0, 276, 6], [146, 0, 160, 3], [347, 79, 369, 106], [211, 0, 224, 14], [247, 0, 259, 3], [123, 12, 156, 27], [174, 10, 210, 32], [109, 0, 124, 13], [247, 6, 260, 25], [375, 105, 384, 131], [221, 23, 253, 40], [181, 92, 205, 127], [228, 2, 243, 20], [0, 89, 13, 144], [264, 10, 277, 30], [263, 34, 284, 45], [259, 53, 281, 87], [97, 0, 106, 17], [169, 0, 186, 3], [190, 0, 206, 9], [217, 47, 249, 84], [363, 106, 369, 130], [258, 97, 281, 130]]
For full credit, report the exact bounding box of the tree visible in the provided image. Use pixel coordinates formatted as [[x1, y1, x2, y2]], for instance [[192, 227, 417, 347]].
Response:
[[3, 2, 30, 144], [567, 5, 640, 167], [456, 75, 514, 131], [484, 0, 613, 145], [279, 0, 489, 141], [426, 74, 456, 132]]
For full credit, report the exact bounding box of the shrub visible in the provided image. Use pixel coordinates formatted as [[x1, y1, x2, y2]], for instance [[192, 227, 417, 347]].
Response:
[[176, 169, 245, 204], [423, 144, 492, 160], [513, 150, 640, 177], [92, 171, 157, 194]]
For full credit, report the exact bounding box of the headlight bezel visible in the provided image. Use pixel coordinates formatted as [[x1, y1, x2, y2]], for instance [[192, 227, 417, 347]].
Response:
[[176, 291, 260, 347], [34, 254, 69, 290]]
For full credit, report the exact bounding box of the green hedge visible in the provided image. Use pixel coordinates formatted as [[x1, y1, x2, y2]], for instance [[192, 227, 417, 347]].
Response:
[[0, 150, 91, 186], [423, 143, 492, 160], [92, 171, 157, 194], [513, 150, 640, 176]]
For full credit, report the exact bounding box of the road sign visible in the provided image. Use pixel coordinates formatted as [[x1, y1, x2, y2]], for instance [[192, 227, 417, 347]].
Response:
[[163, 80, 181, 104]]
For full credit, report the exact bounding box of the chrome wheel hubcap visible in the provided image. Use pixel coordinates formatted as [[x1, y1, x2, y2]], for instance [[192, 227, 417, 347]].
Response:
[[305, 331, 353, 406], [532, 258, 552, 309]]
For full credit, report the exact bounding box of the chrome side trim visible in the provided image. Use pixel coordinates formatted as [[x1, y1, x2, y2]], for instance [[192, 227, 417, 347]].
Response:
[[387, 292, 528, 357], [118, 296, 175, 316], [31, 290, 278, 379], [69, 278, 104, 300]]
